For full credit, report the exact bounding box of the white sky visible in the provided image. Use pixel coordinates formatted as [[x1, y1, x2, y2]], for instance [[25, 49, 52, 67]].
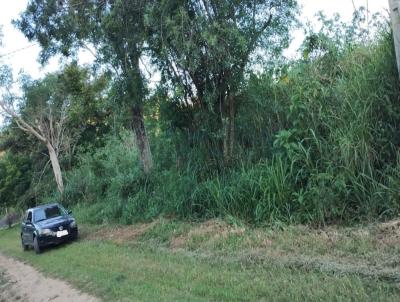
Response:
[[287, 0, 389, 55], [0, 0, 390, 126]]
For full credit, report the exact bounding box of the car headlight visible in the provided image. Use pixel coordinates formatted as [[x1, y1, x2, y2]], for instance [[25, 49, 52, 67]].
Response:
[[38, 228, 53, 235], [70, 220, 77, 228]]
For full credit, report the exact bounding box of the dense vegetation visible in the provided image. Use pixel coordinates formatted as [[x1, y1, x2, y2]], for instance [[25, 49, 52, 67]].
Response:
[[1, 2, 399, 226]]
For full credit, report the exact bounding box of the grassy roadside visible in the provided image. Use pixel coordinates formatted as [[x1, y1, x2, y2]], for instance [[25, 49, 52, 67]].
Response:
[[0, 220, 399, 301]]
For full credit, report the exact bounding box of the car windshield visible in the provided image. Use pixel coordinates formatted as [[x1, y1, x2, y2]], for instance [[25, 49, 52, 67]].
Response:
[[33, 205, 65, 222]]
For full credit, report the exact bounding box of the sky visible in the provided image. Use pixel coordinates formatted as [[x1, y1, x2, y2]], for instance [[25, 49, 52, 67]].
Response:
[[0, 0, 390, 125], [287, 0, 389, 55], [0, 1, 94, 79]]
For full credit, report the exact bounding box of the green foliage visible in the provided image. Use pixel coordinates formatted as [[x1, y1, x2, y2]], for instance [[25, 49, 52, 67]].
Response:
[[0, 64, 111, 208], [0, 152, 32, 209], [268, 28, 400, 224], [63, 132, 143, 223], [146, 0, 298, 164], [138, 219, 189, 244], [3, 7, 400, 226]]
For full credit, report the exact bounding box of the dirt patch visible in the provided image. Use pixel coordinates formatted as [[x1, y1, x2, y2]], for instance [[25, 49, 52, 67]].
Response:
[[84, 221, 157, 244], [188, 219, 231, 236], [170, 235, 187, 249], [0, 253, 99, 302], [375, 219, 400, 246], [250, 231, 273, 248], [0, 269, 25, 302], [171, 219, 246, 249]]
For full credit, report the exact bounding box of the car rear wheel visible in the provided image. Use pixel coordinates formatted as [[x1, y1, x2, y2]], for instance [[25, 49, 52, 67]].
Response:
[[33, 236, 41, 254], [21, 237, 28, 251]]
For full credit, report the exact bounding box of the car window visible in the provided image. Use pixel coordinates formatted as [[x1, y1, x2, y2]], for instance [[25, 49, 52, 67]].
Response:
[[33, 205, 65, 222], [27, 211, 32, 222], [34, 210, 46, 222]]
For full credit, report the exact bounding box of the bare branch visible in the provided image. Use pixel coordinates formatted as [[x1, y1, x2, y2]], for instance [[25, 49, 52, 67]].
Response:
[[0, 98, 47, 143], [15, 120, 30, 133]]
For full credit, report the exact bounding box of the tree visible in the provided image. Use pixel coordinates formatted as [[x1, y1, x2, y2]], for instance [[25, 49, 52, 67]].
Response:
[[0, 69, 69, 193], [56, 63, 112, 157], [16, 0, 153, 174], [0, 151, 33, 208], [146, 0, 298, 163], [0, 63, 110, 203]]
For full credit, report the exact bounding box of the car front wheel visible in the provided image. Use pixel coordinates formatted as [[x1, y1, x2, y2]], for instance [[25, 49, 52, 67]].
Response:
[[21, 237, 28, 251], [33, 236, 41, 254], [71, 230, 78, 241]]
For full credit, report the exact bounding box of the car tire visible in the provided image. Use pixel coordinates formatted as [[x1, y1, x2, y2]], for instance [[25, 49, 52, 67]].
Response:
[[71, 231, 78, 241], [33, 236, 41, 254], [21, 237, 28, 251]]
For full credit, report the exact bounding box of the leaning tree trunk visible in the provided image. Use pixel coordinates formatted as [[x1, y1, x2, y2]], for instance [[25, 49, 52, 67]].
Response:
[[46, 142, 64, 194], [0, 102, 66, 194], [131, 106, 153, 175]]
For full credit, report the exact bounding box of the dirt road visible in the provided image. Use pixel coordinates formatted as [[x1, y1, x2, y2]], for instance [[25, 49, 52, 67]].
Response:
[[0, 253, 99, 302]]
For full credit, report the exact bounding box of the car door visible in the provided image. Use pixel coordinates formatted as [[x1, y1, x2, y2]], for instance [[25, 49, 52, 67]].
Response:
[[21, 211, 29, 242], [23, 211, 34, 244]]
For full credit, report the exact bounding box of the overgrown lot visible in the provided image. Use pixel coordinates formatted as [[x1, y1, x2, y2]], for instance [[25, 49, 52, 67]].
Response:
[[2, 11, 400, 227]]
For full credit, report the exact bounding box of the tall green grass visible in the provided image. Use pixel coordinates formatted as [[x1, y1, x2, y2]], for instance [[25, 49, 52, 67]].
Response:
[[64, 30, 400, 226]]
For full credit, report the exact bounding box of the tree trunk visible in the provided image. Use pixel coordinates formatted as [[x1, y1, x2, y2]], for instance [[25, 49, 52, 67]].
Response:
[[46, 142, 64, 194], [223, 94, 235, 163], [228, 94, 235, 159], [389, 0, 400, 77], [131, 106, 153, 174], [223, 117, 229, 161], [5, 208, 11, 229]]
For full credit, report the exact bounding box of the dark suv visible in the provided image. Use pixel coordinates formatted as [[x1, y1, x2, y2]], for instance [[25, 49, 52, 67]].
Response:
[[21, 203, 78, 254]]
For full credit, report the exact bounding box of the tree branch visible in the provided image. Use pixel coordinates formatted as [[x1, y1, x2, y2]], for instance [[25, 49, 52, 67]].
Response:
[[0, 99, 47, 143]]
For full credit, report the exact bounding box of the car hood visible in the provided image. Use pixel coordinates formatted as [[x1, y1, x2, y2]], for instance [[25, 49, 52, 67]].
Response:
[[35, 216, 73, 229]]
